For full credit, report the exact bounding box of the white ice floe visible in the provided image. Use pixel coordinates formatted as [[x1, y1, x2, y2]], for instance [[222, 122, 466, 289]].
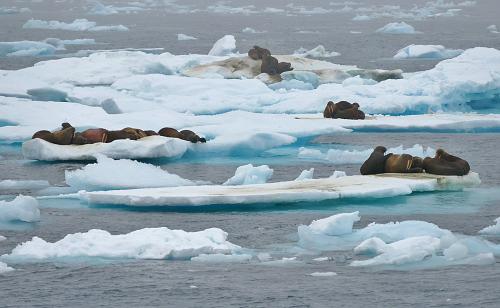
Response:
[[376, 22, 418, 34], [87, 0, 142, 15], [0, 180, 50, 191], [0, 262, 14, 274], [22, 136, 189, 161], [242, 27, 267, 34], [177, 34, 197, 41], [487, 25, 499, 34], [191, 253, 252, 262], [0, 7, 30, 14], [2, 227, 241, 262], [298, 144, 435, 164], [0, 196, 40, 223], [298, 212, 500, 269], [23, 18, 129, 32], [479, 217, 500, 235], [309, 272, 337, 277], [80, 173, 481, 207], [0, 235, 5, 241], [293, 45, 340, 58], [208, 35, 236, 56], [223, 164, 273, 186], [0, 38, 94, 57], [394, 44, 463, 59], [65, 155, 196, 191], [295, 168, 314, 181]]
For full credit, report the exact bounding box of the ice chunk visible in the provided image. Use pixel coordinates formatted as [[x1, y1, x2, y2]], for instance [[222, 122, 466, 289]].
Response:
[[394, 44, 463, 59], [208, 35, 236, 56], [223, 164, 273, 185], [308, 212, 360, 236], [329, 171, 347, 179], [280, 71, 320, 88], [27, 87, 68, 102], [0, 196, 40, 223], [65, 155, 196, 191], [177, 34, 197, 41], [376, 22, 418, 34], [479, 217, 500, 235], [0, 262, 14, 274], [0, 235, 5, 241], [23, 18, 129, 32], [295, 168, 314, 181], [309, 272, 337, 277], [0, 41, 56, 57], [22, 136, 189, 161], [0, 180, 50, 191], [293, 45, 340, 58], [191, 253, 252, 262], [100, 98, 122, 114], [487, 25, 499, 34], [241, 27, 266, 34], [2, 227, 241, 262]]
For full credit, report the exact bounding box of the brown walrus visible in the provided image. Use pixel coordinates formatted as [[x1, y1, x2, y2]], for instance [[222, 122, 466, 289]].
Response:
[[73, 128, 108, 145], [423, 149, 470, 176], [277, 61, 293, 74], [248, 46, 271, 60], [144, 130, 158, 136], [158, 127, 182, 139], [323, 101, 365, 120], [32, 123, 75, 145], [385, 154, 424, 173], [261, 55, 280, 75], [106, 127, 148, 143], [360, 146, 391, 175], [158, 127, 206, 143]]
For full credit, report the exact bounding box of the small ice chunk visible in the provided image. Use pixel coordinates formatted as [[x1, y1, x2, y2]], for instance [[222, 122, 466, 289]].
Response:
[[0, 195, 40, 223], [295, 168, 314, 181], [376, 22, 418, 34], [352, 15, 371, 21], [101, 98, 122, 114], [479, 217, 500, 235], [0, 235, 5, 241], [65, 155, 196, 191], [309, 272, 337, 277], [329, 171, 347, 179], [308, 211, 360, 236], [191, 253, 252, 262], [487, 25, 499, 34], [208, 35, 236, 56], [394, 44, 463, 59], [177, 34, 198, 41], [257, 252, 272, 261], [0, 180, 50, 190], [443, 242, 469, 261], [0, 41, 56, 57], [242, 27, 266, 34], [23, 18, 129, 32], [293, 45, 340, 58], [27, 87, 68, 102], [0, 261, 14, 273], [223, 164, 273, 186], [281, 71, 320, 88]]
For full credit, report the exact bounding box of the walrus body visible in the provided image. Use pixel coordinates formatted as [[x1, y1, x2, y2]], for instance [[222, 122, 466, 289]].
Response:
[[360, 146, 391, 175], [323, 101, 365, 120], [158, 127, 182, 138], [32, 125, 75, 145], [277, 61, 293, 73], [261, 55, 280, 75], [107, 127, 147, 143], [248, 46, 271, 60], [423, 149, 470, 176], [158, 127, 206, 143], [385, 154, 424, 173], [73, 128, 108, 145]]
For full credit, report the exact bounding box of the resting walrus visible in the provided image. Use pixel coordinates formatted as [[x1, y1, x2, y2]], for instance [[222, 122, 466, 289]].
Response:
[[423, 149, 470, 176], [32, 123, 75, 145], [323, 101, 365, 120], [248, 46, 271, 60], [73, 128, 108, 145], [107, 127, 148, 143], [360, 146, 391, 175], [158, 127, 206, 143], [385, 154, 424, 173]]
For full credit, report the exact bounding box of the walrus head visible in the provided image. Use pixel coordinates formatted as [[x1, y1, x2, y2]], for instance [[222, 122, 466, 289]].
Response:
[[374, 146, 387, 153], [352, 103, 360, 109], [436, 149, 446, 159], [61, 122, 73, 129]]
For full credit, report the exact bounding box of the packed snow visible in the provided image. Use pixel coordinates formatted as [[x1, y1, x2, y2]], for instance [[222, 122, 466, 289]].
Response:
[[298, 212, 500, 269], [0, 180, 50, 191], [293, 45, 340, 58], [2, 227, 241, 262], [23, 19, 129, 32], [208, 35, 236, 56], [177, 34, 197, 41], [298, 144, 436, 164], [0, 196, 40, 223], [223, 164, 273, 185], [394, 44, 463, 59], [65, 155, 196, 191], [81, 173, 481, 207], [479, 217, 500, 235], [376, 22, 418, 34], [295, 168, 314, 181]]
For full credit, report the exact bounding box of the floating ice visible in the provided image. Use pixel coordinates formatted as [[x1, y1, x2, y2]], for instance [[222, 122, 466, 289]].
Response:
[[177, 34, 197, 41], [479, 217, 500, 235], [0, 7, 30, 14], [376, 22, 418, 34], [329, 171, 347, 179], [65, 155, 196, 191], [0, 41, 57, 57], [293, 45, 340, 58], [309, 272, 337, 277], [223, 164, 273, 186], [307, 211, 360, 236], [394, 44, 463, 59], [487, 25, 499, 34], [2, 227, 241, 262], [0, 262, 14, 274], [242, 27, 266, 34], [23, 136, 189, 161], [82, 173, 481, 207], [353, 15, 372, 21], [295, 168, 314, 181], [0, 180, 50, 191], [0, 196, 40, 223], [0, 235, 5, 241], [280, 71, 320, 89], [191, 253, 252, 262], [208, 35, 236, 56], [23, 18, 129, 32]]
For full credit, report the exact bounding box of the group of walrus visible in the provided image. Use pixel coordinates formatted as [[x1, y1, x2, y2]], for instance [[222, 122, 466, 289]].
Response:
[[360, 146, 470, 176], [32, 123, 206, 145], [248, 45, 293, 75], [323, 101, 365, 120]]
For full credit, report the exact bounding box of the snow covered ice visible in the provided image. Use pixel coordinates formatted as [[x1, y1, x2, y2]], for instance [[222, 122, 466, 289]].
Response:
[[0, 196, 40, 223]]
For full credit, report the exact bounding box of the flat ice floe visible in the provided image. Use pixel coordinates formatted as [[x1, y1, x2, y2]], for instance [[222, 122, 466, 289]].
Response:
[[1, 227, 240, 262], [0, 196, 40, 223], [376, 22, 418, 34], [394, 44, 463, 59], [80, 173, 481, 207], [479, 217, 500, 235], [0, 39, 96, 57], [22, 136, 188, 161], [0, 180, 50, 191], [23, 18, 129, 32], [298, 212, 500, 269]]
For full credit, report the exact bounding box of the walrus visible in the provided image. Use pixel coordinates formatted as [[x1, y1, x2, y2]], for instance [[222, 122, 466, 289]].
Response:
[[144, 130, 158, 136], [32, 123, 75, 145], [261, 55, 280, 75], [323, 101, 336, 118], [423, 149, 470, 176], [333, 103, 365, 120], [360, 146, 391, 175], [158, 127, 182, 138], [248, 46, 271, 60], [73, 128, 108, 145], [106, 127, 147, 143], [385, 154, 424, 173], [277, 61, 293, 74], [179, 130, 206, 143]]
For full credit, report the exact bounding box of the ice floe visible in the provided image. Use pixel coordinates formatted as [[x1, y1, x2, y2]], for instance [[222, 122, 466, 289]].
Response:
[[0, 180, 50, 191], [191, 253, 252, 262], [293, 45, 340, 58], [23, 136, 189, 161], [309, 272, 337, 277], [479, 217, 500, 235], [242, 27, 267, 34], [376, 22, 418, 34], [394, 44, 463, 59], [177, 34, 197, 41], [298, 212, 500, 269], [65, 155, 196, 191], [23, 18, 129, 32], [487, 25, 499, 34], [208, 35, 236, 56], [0, 262, 14, 274], [0, 196, 40, 223], [0, 38, 95, 58], [2, 227, 240, 262], [295, 168, 314, 181], [81, 173, 481, 207], [223, 164, 273, 186]]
